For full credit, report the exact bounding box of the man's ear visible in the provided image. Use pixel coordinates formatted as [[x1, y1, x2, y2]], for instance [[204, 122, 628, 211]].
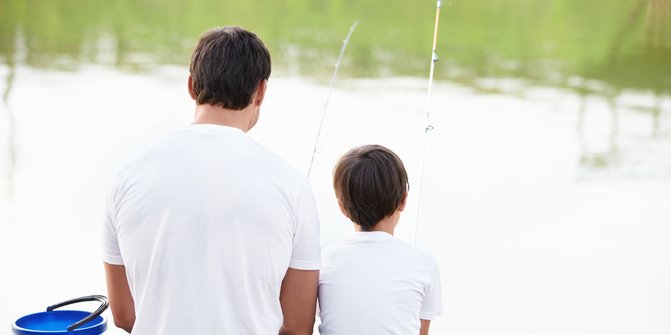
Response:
[[398, 192, 408, 212], [253, 79, 268, 107], [187, 75, 196, 100]]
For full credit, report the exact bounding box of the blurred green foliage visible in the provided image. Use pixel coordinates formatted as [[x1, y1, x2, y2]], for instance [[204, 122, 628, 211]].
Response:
[[0, 0, 669, 93]]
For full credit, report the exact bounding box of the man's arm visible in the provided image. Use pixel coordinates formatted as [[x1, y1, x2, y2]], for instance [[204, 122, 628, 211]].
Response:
[[279, 268, 319, 335], [420, 319, 431, 335], [104, 262, 135, 334]]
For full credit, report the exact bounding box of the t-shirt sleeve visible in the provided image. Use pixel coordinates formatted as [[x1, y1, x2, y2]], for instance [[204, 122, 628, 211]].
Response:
[[102, 185, 124, 265], [419, 263, 443, 320], [288, 179, 321, 270]]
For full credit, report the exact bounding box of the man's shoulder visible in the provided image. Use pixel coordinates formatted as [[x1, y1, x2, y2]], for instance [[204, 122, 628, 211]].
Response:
[[245, 143, 309, 194], [255, 145, 303, 178]]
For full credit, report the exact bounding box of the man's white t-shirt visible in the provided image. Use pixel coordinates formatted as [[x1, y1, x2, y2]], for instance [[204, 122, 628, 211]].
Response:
[[103, 124, 321, 335], [318, 231, 442, 334]]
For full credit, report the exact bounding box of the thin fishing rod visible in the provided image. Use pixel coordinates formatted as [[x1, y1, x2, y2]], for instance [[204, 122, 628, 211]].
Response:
[[307, 20, 360, 179], [413, 0, 442, 245]]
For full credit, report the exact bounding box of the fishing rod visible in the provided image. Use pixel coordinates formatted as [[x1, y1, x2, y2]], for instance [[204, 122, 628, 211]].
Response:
[[307, 20, 360, 179], [412, 0, 442, 246]]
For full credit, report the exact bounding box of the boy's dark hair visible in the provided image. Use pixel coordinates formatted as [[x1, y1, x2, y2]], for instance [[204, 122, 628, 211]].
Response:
[[189, 26, 271, 110], [333, 145, 409, 230]]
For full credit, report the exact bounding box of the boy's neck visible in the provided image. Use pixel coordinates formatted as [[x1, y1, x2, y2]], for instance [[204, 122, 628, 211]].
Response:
[[355, 211, 400, 235]]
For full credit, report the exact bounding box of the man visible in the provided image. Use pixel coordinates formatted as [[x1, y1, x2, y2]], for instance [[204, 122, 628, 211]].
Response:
[[103, 26, 321, 334]]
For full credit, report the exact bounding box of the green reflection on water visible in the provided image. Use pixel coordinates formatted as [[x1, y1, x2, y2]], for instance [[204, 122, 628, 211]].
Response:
[[0, 0, 670, 93]]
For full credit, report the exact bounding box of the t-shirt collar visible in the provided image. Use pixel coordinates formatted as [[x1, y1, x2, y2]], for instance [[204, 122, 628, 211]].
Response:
[[353, 231, 394, 239], [188, 123, 246, 135]]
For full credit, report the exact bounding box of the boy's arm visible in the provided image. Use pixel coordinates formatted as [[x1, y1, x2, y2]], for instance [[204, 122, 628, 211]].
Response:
[[104, 262, 135, 333], [419, 263, 443, 335], [420, 319, 431, 335], [279, 268, 319, 335]]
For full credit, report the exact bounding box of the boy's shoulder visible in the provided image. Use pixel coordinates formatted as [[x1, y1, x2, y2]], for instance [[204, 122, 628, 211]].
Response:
[[321, 233, 359, 257], [393, 238, 439, 267], [323, 232, 438, 266]]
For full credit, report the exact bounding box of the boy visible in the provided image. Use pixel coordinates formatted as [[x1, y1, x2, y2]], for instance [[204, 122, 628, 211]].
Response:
[[318, 144, 443, 334]]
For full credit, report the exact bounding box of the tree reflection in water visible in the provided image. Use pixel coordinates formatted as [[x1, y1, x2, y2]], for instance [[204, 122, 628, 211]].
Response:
[[2, 29, 16, 201]]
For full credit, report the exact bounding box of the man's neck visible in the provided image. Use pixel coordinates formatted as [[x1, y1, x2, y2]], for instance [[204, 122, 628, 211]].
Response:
[[192, 103, 254, 132]]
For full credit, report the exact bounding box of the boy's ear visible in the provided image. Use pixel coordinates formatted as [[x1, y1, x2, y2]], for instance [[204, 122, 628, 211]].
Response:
[[187, 75, 196, 100], [337, 200, 349, 218], [398, 192, 408, 212]]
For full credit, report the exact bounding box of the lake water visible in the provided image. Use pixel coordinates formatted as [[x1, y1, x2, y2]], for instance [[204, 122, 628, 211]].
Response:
[[1, 0, 670, 334]]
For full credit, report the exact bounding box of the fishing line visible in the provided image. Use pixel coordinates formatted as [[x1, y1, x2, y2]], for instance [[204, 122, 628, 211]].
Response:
[[307, 20, 360, 179], [413, 0, 442, 245]]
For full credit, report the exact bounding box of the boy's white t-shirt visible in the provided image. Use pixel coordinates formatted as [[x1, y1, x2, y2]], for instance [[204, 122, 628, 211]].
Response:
[[318, 231, 443, 334], [102, 124, 321, 335]]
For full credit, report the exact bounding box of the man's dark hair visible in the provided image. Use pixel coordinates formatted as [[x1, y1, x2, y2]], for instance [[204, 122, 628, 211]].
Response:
[[189, 26, 271, 110], [333, 145, 409, 230]]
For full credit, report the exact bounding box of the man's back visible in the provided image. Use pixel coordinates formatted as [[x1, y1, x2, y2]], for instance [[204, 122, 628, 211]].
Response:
[[103, 124, 320, 334]]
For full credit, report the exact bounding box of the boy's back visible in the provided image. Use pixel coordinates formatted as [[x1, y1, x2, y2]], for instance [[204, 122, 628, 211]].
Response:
[[318, 231, 442, 334]]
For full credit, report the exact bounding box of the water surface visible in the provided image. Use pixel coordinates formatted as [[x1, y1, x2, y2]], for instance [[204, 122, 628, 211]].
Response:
[[1, 1, 670, 334]]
